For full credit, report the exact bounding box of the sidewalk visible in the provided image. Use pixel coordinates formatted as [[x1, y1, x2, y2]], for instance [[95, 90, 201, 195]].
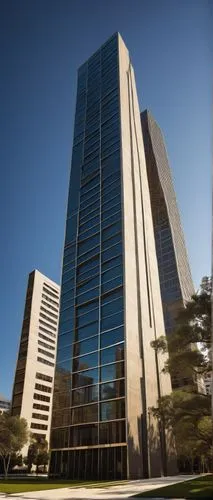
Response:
[[0, 474, 201, 500]]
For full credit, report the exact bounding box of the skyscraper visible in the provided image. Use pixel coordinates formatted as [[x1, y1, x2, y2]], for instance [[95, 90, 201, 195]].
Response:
[[50, 33, 176, 480], [11, 270, 60, 454], [141, 110, 194, 337]]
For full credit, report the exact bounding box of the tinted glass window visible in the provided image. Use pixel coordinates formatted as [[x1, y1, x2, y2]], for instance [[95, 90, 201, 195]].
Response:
[[72, 385, 98, 405], [100, 399, 125, 421], [57, 345, 72, 363], [76, 286, 99, 305], [101, 310, 123, 332], [76, 307, 99, 328], [57, 331, 74, 349], [73, 352, 98, 372], [72, 404, 98, 424], [100, 379, 125, 400], [100, 343, 124, 365], [102, 275, 123, 294], [101, 362, 124, 382], [73, 336, 98, 357], [76, 321, 99, 341], [101, 326, 124, 348], [73, 368, 99, 387]]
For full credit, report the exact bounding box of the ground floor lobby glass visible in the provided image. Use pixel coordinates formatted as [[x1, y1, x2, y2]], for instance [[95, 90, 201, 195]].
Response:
[[50, 445, 127, 480]]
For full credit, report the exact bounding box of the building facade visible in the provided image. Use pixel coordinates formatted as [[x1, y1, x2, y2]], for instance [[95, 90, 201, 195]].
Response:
[[141, 110, 194, 337], [0, 394, 10, 415], [11, 270, 60, 454], [50, 33, 176, 480]]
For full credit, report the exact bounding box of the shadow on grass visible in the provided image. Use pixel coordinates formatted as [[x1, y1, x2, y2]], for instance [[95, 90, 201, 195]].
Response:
[[131, 475, 213, 499]]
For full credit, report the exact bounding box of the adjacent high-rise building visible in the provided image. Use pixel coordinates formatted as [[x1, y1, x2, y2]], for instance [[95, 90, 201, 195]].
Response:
[[11, 270, 60, 454], [50, 33, 176, 480], [141, 110, 194, 337], [0, 394, 10, 415]]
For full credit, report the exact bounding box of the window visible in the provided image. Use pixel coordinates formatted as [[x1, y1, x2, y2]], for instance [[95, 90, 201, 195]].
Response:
[[100, 399, 125, 421], [102, 221, 121, 241], [78, 245, 99, 265], [73, 336, 98, 357], [72, 385, 98, 405], [33, 403, 49, 412], [39, 326, 56, 338], [102, 255, 122, 273], [72, 404, 98, 424], [99, 421, 126, 444], [72, 368, 98, 388], [59, 317, 74, 336], [70, 424, 98, 447], [102, 265, 122, 285], [101, 361, 124, 382], [32, 413, 48, 421], [76, 307, 99, 329], [31, 423, 48, 430], [101, 343, 124, 366], [76, 286, 99, 306], [57, 332, 73, 349], [101, 326, 124, 348], [78, 233, 100, 257], [57, 345, 72, 363], [35, 383, 51, 394], [76, 321, 99, 342], [73, 352, 98, 372], [39, 320, 57, 332], [102, 275, 123, 294], [100, 379, 125, 400], [78, 223, 99, 243], [38, 340, 55, 351], [102, 233, 121, 251], [101, 311, 123, 332], [102, 242, 122, 263], [40, 306, 58, 320], [41, 299, 58, 314], [34, 393, 50, 403], [39, 312, 57, 326], [101, 295, 123, 317], [37, 357, 54, 367], [36, 373, 52, 383], [77, 255, 99, 277], [38, 333, 55, 345], [79, 214, 100, 234], [38, 348, 55, 359], [77, 275, 99, 296]]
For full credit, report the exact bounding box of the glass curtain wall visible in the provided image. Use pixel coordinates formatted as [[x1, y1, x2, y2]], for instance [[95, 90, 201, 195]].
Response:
[[50, 34, 127, 479]]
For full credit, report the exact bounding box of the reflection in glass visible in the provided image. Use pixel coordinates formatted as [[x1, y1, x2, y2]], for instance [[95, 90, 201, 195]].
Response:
[[101, 361, 124, 382], [100, 379, 125, 400], [73, 352, 98, 372], [100, 399, 125, 421], [72, 368, 98, 387], [72, 384, 98, 405], [72, 403, 98, 423], [101, 343, 124, 365]]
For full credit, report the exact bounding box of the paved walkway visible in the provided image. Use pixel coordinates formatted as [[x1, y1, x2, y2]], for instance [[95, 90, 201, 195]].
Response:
[[0, 474, 202, 500]]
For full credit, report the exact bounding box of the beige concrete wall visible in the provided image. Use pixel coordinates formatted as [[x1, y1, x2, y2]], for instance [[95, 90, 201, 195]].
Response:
[[118, 34, 176, 478]]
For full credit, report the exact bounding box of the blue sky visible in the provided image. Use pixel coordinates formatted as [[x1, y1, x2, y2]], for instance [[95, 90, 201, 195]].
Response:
[[0, 0, 211, 398]]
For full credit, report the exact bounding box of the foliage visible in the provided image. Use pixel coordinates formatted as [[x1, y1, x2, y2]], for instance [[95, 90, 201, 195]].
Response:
[[0, 413, 28, 477], [24, 435, 49, 473], [151, 277, 212, 471]]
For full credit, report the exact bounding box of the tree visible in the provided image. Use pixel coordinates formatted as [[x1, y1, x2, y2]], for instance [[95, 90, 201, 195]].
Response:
[[0, 413, 28, 478], [24, 435, 49, 473], [36, 450, 49, 473], [24, 440, 38, 473], [150, 277, 212, 472]]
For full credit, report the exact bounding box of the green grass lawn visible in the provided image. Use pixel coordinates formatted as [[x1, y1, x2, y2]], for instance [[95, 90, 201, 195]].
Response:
[[0, 478, 126, 494], [133, 475, 213, 499]]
